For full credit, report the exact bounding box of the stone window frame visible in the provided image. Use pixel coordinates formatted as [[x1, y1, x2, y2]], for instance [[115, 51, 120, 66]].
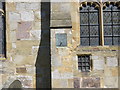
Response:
[[79, 1, 120, 46], [77, 54, 92, 72], [0, 2, 6, 59]]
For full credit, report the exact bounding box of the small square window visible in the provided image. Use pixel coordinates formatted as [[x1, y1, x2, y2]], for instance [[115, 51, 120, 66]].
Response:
[[56, 33, 67, 47], [78, 55, 91, 72]]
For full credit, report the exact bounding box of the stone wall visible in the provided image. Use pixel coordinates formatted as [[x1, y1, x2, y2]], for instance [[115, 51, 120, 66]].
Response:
[[0, 2, 41, 88], [0, 0, 119, 89], [51, 0, 119, 88]]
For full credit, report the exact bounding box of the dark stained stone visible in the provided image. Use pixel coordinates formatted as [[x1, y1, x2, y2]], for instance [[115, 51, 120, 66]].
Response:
[[8, 80, 22, 88], [81, 77, 100, 88], [74, 78, 80, 88], [16, 67, 27, 73]]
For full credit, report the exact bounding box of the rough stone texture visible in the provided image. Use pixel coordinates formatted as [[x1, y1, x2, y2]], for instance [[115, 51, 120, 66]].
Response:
[[30, 30, 41, 40], [1, 1, 119, 89], [50, 2, 72, 27], [9, 12, 21, 22], [93, 59, 104, 70], [81, 77, 100, 88], [106, 57, 118, 67], [16, 67, 27, 73], [17, 21, 32, 39], [74, 78, 80, 88], [20, 11, 34, 21], [104, 77, 118, 88]]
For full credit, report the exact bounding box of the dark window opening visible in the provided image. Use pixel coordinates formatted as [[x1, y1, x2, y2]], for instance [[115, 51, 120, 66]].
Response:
[[103, 4, 120, 45], [78, 55, 91, 72], [0, 2, 6, 57], [80, 2, 100, 46]]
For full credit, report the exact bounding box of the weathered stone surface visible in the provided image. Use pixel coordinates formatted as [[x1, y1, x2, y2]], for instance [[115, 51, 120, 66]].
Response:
[[32, 46, 39, 54], [34, 11, 41, 20], [16, 2, 26, 11], [10, 31, 16, 42], [104, 77, 118, 88], [93, 60, 104, 70], [81, 77, 100, 88], [52, 70, 61, 79], [12, 43, 16, 49], [16, 67, 27, 73], [25, 3, 40, 10], [30, 30, 41, 40], [9, 22, 17, 30], [51, 54, 62, 67], [51, 20, 71, 27], [60, 79, 68, 88], [17, 22, 32, 39], [51, 12, 71, 20], [9, 12, 21, 22], [74, 78, 80, 88], [20, 11, 34, 21], [92, 56, 99, 60], [106, 57, 118, 67], [17, 76, 33, 88]]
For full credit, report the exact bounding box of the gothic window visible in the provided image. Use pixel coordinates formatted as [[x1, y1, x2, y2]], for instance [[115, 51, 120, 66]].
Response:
[[103, 2, 120, 45], [0, 2, 5, 57], [80, 2, 100, 46]]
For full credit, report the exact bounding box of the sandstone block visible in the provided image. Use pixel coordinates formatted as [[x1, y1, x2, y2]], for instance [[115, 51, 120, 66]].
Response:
[[20, 11, 34, 21], [107, 57, 118, 67], [93, 60, 104, 70], [9, 12, 21, 22], [17, 21, 32, 39], [16, 67, 27, 73], [74, 78, 80, 88], [104, 77, 118, 88], [16, 2, 26, 11], [81, 77, 100, 88], [30, 30, 41, 40]]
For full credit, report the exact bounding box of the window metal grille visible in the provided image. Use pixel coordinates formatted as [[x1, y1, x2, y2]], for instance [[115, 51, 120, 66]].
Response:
[[78, 55, 91, 72], [0, 2, 5, 57], [103, 4, 120, 45], [80, 3, 100, 46]]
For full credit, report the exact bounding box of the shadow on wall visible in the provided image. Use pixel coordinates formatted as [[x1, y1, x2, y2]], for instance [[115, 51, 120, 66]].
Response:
[[35, 1, 51, 88], [7, 80, 22, 89]]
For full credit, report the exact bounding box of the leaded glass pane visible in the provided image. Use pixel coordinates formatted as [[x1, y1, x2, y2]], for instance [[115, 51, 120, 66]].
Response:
[[112, 6, 119, 11], [103, 12, 112, 24], [113, 26, 120, 36], [89, 13, 98, 24], [80, 3, 100, 46], [90, 38, 99, 46], [112, 12, 120, 24], [81, 6, 88, 12], [78, 55, 90, 72], [81, 38, 89, 46], [103, 3, 120, 45], [90, 26, 99, 36], [80, 13, 88, 24], [113, 37, 120, 45], [104, 37, 112, 45], [80, 26, 89, 36], [104, 26, 112, 36]]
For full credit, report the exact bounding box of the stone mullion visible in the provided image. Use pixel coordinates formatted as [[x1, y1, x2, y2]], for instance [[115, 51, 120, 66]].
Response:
[[99, 3, 104, 46]]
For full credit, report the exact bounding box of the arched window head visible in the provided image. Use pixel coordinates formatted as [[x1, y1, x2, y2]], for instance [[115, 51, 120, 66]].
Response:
[[103, 1, 120, 45], [80, 2, 100, 46]]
